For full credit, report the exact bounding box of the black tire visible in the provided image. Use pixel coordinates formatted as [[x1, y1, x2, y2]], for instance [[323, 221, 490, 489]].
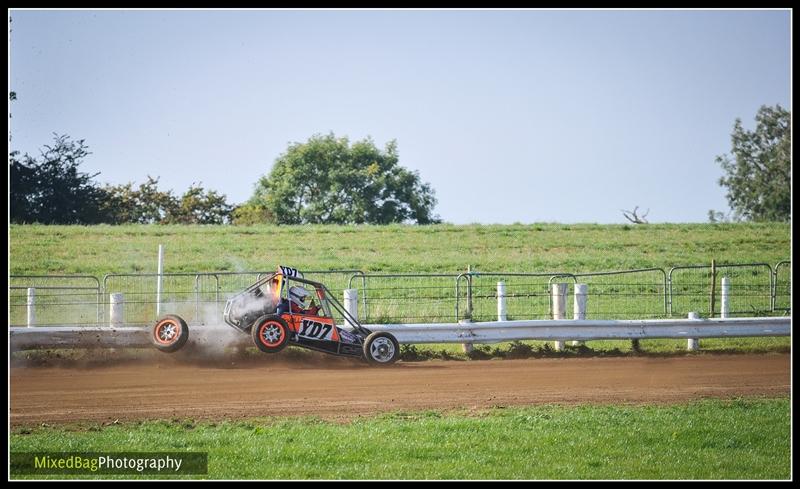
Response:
[[152, 314, 190, 353], [251, 315, 290, 353], [363, 332, 400, 366]]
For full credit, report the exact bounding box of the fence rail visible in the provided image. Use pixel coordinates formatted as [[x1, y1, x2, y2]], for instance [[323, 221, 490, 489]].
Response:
[[668, 263, 775, 318], [773, 260, 791, 314], [9, 261, 791, 327], [9, 316, 791, 351], [572, 268, 668, 319], [9, 275, 102, 325], [354, 273, 463, 324], [465, 272, 577, 322]]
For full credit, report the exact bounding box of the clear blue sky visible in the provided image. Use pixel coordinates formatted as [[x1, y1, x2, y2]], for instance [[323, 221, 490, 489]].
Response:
[[8, 9, 791, 224]]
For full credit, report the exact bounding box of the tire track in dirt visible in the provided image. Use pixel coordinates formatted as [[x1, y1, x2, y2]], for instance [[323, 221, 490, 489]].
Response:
[[10, 353, 790, 426]]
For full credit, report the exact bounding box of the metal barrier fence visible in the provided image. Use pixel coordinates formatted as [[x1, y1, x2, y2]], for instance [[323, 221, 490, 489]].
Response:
[[103, 273, 204, 324], [195, 272, 270, 322], [301, 270, 366, 326], [773, 260, 791, 314], [572, 268, 668, 319], [668, 263, 775, 318], [464, 272, 577, 322], [100, 270, 362, 325], [352, 273, 463, 324], [9, 262, 791, 327], [9, 275, 101, 326]]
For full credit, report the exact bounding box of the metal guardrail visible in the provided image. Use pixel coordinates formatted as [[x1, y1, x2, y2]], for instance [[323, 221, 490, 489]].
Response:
[[9, 316, 791, 351], [370, 316, 792, 344], [10, 326, 153, 350]]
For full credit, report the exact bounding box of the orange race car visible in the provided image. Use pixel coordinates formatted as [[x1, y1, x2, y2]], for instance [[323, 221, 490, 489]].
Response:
[[150, 266, 400, 366]]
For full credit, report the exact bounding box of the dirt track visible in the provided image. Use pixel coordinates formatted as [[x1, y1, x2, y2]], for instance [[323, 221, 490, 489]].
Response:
[[10, 354, 790, 427]]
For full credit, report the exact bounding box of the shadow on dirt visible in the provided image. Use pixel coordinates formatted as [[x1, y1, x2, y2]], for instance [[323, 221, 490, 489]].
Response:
[[11, 340, 790, 369], [10, 344, 367, 370]]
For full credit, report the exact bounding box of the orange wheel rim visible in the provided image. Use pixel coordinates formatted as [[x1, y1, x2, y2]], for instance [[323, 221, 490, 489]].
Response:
[[154, 320, 181, 345], [258, 321, 284, 347]]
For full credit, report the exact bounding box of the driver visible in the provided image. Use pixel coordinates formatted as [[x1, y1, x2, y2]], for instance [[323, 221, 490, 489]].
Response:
[[287, 286, 320, 315]]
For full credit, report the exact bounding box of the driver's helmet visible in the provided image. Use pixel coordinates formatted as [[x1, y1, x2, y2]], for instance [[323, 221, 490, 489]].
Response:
[[288, 286, 310, 307]]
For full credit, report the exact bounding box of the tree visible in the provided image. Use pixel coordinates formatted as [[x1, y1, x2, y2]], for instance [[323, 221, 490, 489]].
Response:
[[104, 177, 233, 224], [10, 134, 111, 224], [168, 183, 233, 224], [9, 150, 34, 220], [230, 203, 274, 225], [103, 176, 179, 224], [713, 105, 791, 222], [10, 130, 235, 225], [249, 134, 440, 225], [621, 206, 649, 224]]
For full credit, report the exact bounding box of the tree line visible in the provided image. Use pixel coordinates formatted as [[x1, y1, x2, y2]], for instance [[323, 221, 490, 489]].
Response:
[[9, 104, 790, 225], [10, 135, 233, 224], [10, 133, 440, 225]]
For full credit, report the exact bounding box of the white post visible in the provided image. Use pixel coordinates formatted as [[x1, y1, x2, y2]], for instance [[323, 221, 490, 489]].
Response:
[[497, 281, 507, 321], [156, 244, 164, 316], [110, 293, 124, 326], [571, 284, 587, 346], [552, 283, 567, 351], [26, 288, 35, 327], [343, 289, 358, 329], [687, 311, 700, 351], [720, 277, 730, 319]]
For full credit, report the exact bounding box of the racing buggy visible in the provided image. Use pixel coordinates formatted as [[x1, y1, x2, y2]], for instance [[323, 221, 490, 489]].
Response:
[[150, 266, 401, 365]]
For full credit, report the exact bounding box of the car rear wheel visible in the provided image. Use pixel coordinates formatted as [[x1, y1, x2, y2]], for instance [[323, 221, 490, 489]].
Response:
[[363, 332, 400, 366]]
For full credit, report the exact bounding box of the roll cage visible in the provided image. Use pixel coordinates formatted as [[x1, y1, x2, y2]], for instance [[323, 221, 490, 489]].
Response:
[[223, 271, 371, 337]]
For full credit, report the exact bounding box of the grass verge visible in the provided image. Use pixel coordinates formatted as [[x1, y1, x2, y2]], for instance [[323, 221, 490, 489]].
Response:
[[10, 398, 790, 480], [9, 222, 790, 276]]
